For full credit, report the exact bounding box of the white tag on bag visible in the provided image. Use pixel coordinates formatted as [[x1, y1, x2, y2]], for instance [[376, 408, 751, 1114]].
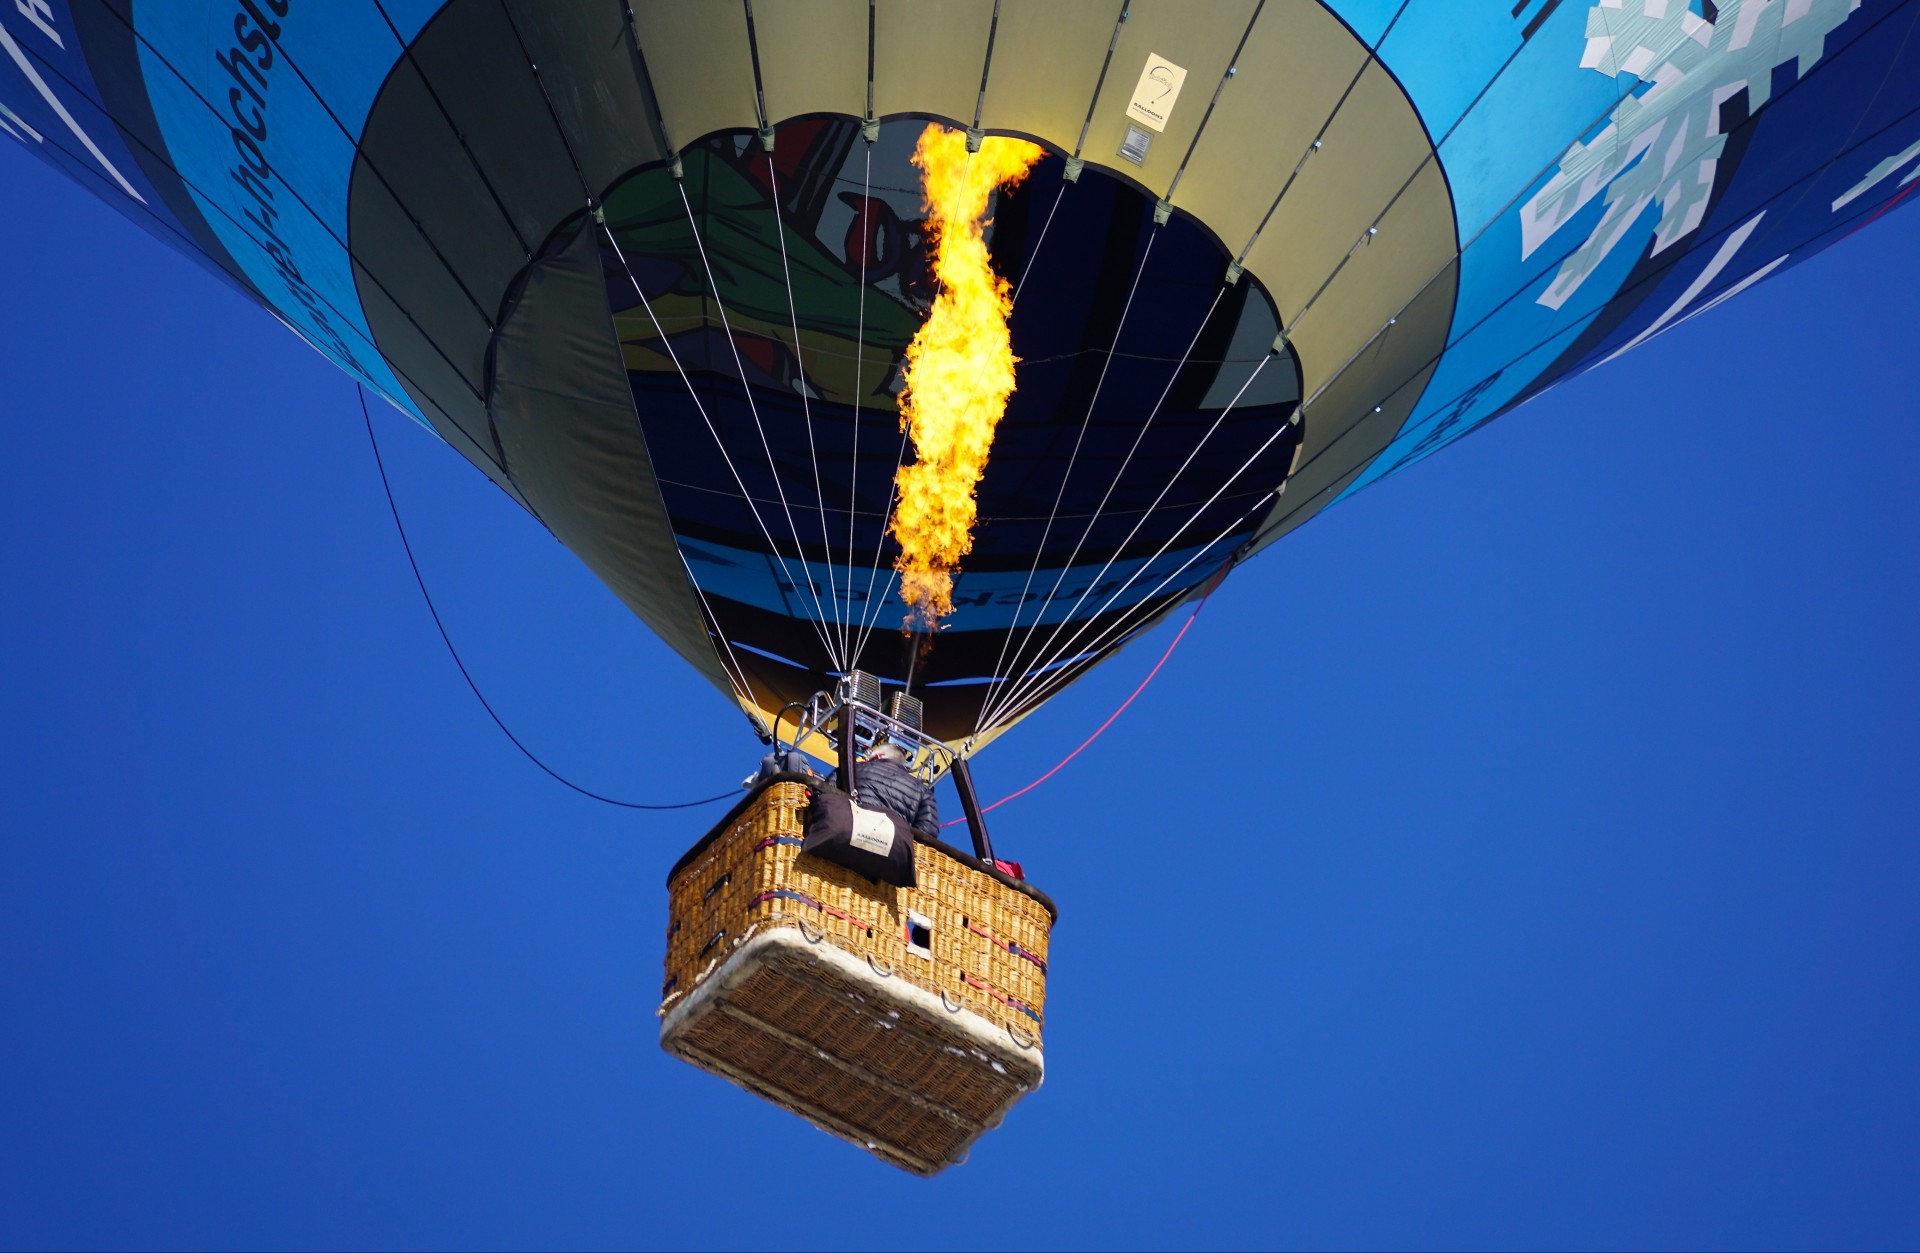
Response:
[[848, 802, 896, 856]]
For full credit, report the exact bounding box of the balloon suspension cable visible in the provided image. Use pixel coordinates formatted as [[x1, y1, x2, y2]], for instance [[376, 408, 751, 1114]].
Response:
[[763, 155, 849, 664], [1010, 179, 1067, 307], [974, 228, 1160, 721], [944, 576, 1217, 828], [979, 280, 1230, 727], [845, 138, 874, 669], [852, 135, 1075, 674], [983, 402, 1286, 732], [983, 497, 1253, 733], [978, 342, 1272, 734], [674, 181, 845, 672], [357, 386, 736, 811]]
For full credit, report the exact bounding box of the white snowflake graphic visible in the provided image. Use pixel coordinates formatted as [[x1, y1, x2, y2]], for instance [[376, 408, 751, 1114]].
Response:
[[1521, 0, 1861, 310]]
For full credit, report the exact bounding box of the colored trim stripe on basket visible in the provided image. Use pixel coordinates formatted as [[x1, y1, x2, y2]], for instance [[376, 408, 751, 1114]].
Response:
[[753, 836, 805, 852], [964, 920, 1048, 974], [961, 972, 1043, 1025], [750, 888, 874, 932]]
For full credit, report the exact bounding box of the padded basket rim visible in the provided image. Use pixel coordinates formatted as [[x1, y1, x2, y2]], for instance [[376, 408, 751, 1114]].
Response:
[[669, 774, 1058, 923], [660, 926, 1043, 1176], [660, 926, 1047, 1079]]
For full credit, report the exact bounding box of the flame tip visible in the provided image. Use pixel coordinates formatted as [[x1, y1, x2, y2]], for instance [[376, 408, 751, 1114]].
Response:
[[890, 123, 1045, 630]]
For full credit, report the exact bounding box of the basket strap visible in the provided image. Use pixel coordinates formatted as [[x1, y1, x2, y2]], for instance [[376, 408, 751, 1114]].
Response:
[[963, 920, 1049, 973], [960, 973, 1043, 1025], [749, 888, 875, 933]]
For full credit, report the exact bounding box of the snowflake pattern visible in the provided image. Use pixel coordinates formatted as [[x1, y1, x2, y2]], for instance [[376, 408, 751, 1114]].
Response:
[[1521, 0, 1861, 310]]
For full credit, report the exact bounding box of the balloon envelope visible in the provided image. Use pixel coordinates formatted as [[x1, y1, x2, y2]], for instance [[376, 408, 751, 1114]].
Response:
[[6, 0, 1915, 743]]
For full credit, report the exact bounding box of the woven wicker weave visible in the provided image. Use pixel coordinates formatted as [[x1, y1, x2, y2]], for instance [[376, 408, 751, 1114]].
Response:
[[659, 777, 1056, 1174]]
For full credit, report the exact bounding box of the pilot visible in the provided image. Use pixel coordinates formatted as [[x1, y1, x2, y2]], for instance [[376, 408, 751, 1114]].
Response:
[[832, 741, 939, 835]]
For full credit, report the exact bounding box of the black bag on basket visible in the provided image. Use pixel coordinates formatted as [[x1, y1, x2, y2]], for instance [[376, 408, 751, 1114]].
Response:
[[802, 789, 918, 888]]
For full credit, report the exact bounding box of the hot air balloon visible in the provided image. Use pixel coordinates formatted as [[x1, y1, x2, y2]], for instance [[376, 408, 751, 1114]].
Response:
[[8, 0, 1917, 745], [8, 0, 1919, 1174]]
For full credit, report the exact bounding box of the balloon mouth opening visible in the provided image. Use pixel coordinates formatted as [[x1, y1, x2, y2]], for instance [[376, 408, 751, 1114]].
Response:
[[533, 114, 1303, 738]]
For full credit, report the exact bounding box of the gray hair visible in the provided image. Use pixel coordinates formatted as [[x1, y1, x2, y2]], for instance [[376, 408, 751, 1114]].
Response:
[[867, 741, 908, 764]]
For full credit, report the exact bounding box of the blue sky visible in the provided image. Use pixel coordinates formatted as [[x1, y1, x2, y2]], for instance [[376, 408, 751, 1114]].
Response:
[[3, 136, 1918, 1250]]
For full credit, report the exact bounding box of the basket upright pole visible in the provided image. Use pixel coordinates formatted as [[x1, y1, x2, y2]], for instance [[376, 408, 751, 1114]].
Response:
[[950, 757, 995, 864], [841, 703, 859, 801]]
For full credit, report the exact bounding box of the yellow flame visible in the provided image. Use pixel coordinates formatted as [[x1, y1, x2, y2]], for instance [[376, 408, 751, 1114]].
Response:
[[891, 124, 1045, 628]]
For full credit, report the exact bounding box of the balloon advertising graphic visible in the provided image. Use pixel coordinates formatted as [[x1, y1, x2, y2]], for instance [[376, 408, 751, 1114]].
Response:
[[5, 0, 1917, 751]]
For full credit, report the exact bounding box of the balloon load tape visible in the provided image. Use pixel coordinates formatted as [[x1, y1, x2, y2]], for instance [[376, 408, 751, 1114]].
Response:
[[659, 779, 1054, 1175]]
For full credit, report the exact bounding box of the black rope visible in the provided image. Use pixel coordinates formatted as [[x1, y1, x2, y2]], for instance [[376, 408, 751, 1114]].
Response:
[[357, 386, 737, 811]]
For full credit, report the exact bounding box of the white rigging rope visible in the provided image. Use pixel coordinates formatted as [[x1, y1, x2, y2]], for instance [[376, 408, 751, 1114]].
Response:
[[977, 3, 1417, 670], [936, 0, 1422, 719], [981, 502, 1250, 734], [850, 565, 902, 671], [674, 182, 844, 669], [849, 145, 1076, 674], [675, 549, 764, 713], [843, 139, 875, 671], [974, 278, 1228, 730], [763, 157, 851, 664], [974, 228, 1160, 726], [846, 410, 912, 671], [601, 217, 838, 679], [982, 457, 1276, 734], [1011, 181, 1067, 307], [981, 354, 1282, 728], [984, 326, 1268, 724]]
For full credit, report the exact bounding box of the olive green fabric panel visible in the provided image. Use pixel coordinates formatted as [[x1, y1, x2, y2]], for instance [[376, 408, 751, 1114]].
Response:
[[353, 0, 626, 510], [1296, 259, 1455, 476], [977, 0, 1116, 145], [346, 168, 493, 399], [872, 0, 997, 126], [1288, 159, 1454, 380], [1246, 62, 1438, 330], [753, 0, 869, 124], [1244, 262, 1459, 556], [352, 56, 530, 310], [630, 1, 757, 149], [1212, 51, 1456, 518], [1171, 0, 1371, 262], [351, 257, 525, 504], [347, 136, 534, 489], [487, 225, 734, 700], [1252, 363, 1438, 556], [1077, 0, 1260, 199], [348, 246, 507, 490], [405, 1, 594, 250]]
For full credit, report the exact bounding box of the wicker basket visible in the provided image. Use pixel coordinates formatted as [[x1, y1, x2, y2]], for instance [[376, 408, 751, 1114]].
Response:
[[659, 775, 1056, 1175]]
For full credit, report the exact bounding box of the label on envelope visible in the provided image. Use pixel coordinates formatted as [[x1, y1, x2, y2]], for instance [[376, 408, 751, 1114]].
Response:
[[1126, 54, 1188, 133]]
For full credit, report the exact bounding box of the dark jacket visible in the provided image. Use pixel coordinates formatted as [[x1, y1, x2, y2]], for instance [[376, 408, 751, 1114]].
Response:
[[830, 756, 939, 834]]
